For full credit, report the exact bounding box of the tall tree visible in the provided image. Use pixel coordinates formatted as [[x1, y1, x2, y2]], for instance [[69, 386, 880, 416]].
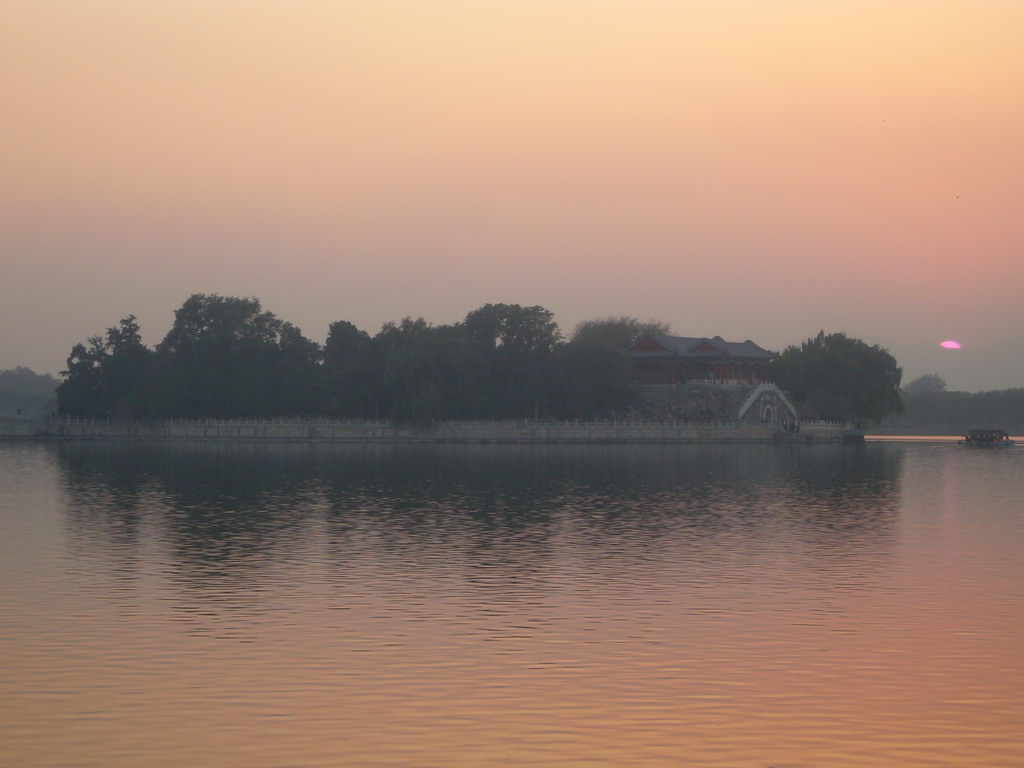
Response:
[[546, 315, 671, 418], [322, 320, 379, 418], [462, 304, 562, 418], [570, 316, 672, 350], [275, 322, 322, 415], [57, 316, 154, 418], [463, 303, 561, 354], [57, 336, 108, 417], [376, 318, 487, 424], [551, 341, 639, 418], [772, 331, 903, 423], [156, 294, 317, 417], [101, 315, 154, 418]]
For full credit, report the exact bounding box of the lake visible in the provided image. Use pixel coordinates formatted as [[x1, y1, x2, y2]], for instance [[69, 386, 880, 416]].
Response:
[[1, 440, 1022, 767]]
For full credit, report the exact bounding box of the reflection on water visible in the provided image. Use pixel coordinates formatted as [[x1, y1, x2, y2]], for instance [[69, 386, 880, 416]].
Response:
[[2, 440, 1022, 767]]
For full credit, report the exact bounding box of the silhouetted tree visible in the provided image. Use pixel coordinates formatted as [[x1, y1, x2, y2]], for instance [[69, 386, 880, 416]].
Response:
[[322, 320, 379, 418], [156, 294, 318, 417], [551, 340, 639, 418], [376, 318, 488, 424], [463, 303, 561, 355], [276, 322, 322, 415], [462, 303, 562, 418], [570, 316, 671, 350], [541, 314, 670, 418], [58, 336, 108, 417], [57, 316, 155, 418], [903, 373, 947, 395], [102, 315, 154, 418], [773, 331, 903, 423]]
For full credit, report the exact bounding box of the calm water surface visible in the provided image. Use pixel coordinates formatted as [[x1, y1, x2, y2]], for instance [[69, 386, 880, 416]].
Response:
[[1, 440, 1022, 767]]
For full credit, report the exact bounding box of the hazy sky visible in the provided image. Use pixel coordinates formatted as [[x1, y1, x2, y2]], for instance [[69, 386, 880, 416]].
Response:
[[4, 1, 1023, 377]]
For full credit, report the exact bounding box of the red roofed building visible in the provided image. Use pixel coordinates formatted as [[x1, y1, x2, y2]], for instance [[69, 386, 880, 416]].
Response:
[[625, 334, 776, 386]]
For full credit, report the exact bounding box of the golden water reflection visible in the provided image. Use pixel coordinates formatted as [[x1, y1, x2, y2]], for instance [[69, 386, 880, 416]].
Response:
[[1, 441, 1022, 767]]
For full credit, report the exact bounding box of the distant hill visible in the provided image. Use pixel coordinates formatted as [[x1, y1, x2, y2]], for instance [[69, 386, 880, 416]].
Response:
[[882, 336, 1024, 393], [0, 367, 58, 416]]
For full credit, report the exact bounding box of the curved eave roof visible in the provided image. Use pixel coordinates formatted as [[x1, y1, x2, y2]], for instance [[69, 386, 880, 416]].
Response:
[[627, 334, 776, 361]]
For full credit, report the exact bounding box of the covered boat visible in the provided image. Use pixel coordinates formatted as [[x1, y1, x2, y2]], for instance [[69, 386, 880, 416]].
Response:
[[958, 429, 1014, 447]]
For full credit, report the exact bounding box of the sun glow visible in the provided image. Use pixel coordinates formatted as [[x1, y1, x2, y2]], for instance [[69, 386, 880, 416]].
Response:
[[940, 340, 962, 349]]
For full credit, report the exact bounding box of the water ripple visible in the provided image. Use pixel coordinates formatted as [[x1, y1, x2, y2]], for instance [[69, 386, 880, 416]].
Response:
[[1, 441, 1022, 766]]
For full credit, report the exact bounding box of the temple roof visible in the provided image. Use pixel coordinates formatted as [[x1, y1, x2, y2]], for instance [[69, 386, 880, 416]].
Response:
[[626, 334, 776, 360]]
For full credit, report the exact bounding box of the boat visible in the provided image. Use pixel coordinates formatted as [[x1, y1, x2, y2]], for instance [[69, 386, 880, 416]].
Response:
[[958, 429, 1014, 447]]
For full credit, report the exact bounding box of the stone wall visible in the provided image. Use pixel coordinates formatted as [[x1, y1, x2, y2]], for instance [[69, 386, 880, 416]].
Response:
[[3, 417, 847, 443], [631, 383, 753, 422]]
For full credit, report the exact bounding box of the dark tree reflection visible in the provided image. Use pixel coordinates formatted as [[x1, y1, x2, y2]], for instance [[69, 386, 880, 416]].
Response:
[[58, 441, 903, 600]]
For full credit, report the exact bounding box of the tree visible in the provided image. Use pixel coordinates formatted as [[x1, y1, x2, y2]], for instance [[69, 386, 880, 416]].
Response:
[[57, 316, 155, 418], [275, 322, 322, 415], [58, 337, 107, 417], [376, 318, 487, 424], [772, 331, 903, 423], [322, 320, 379, 418], [551, 341, 639, 418], [903, 373, 947, 395], [462, 304, 562, 418], [570, 316, 672, 350], [101, 315, 154, 418], [156, 294, 318, 417], [463, 303, 561, 354], [545, 315, 670, 418]]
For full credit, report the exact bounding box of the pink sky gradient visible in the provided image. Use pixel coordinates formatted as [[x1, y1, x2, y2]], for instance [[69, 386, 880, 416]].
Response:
[[3, 1, 1023, 385]]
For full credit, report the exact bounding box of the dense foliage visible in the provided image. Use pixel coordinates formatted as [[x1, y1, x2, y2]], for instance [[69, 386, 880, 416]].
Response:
[[569, 316, 671, 351], [56, 299, 918, 426], [57, 296, 650, 422], [772, 331, 903, 423]]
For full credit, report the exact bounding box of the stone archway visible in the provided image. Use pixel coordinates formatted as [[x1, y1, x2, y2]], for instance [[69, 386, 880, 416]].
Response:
[[737, 384, 799, 425]]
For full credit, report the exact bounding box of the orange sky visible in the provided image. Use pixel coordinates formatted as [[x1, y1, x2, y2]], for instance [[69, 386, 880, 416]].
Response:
[[3, 1, 1023, 379]]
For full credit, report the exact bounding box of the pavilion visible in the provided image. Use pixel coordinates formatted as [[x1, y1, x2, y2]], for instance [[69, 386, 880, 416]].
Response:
[[625, 334, 776, 386]]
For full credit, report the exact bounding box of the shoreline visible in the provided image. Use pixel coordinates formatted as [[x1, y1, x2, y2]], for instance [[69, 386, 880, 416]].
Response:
[[1, 417, 849, 443]]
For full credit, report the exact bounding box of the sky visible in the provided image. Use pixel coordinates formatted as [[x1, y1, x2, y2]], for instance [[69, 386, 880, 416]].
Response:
[[4, 1, 1023, 386]]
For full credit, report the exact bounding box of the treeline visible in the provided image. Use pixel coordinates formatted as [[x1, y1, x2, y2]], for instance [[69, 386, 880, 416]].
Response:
[[58, 294, 668, 423], [0, 367, 58, 415], [880, 389, 1024, 435]]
